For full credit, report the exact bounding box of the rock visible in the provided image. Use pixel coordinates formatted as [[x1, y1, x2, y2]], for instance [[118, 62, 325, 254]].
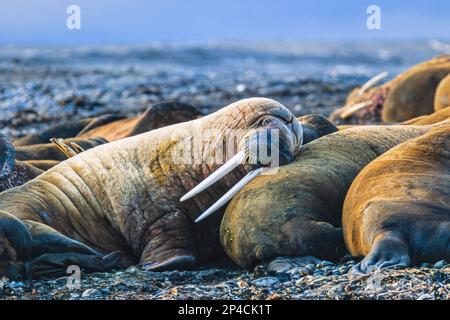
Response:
[[317, 261, 334, 268], [253, 265, 267, 279], [418, 293, 434, 300], [81, 288, 102, 299], [267, 257, 293, 274], [195, 269, 227, 281], [433, 260, 447, 269], [251, 277, 280, 287]]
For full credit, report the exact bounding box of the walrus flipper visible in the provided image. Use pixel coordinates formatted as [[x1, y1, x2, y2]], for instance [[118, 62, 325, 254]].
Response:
[[0, 216, 122, 280], [352, 232, 411, 275], [140, 210, 196, 271]]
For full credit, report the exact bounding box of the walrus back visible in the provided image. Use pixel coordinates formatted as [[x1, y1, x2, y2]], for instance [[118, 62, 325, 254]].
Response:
[[342, 125, 450, 260]]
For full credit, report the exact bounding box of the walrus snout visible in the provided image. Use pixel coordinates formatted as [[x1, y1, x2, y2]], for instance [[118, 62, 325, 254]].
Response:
[[243, 116, 302, 168]]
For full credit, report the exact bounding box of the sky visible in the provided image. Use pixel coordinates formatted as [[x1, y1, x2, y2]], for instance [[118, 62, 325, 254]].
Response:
[[0, 0, 448, 45]]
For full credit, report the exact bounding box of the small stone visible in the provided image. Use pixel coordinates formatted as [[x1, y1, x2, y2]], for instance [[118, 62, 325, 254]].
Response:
[[317, 261, 334, 268], [81, 288, 102, 299], [253, 265, 267, 278], [433, 260, 446, 269], [339, 266, 351, 274], [305, 264, 316, 271], [251, 277, 280, 287], [196, 269, 227, 281], [267, 258, 292, 274], [417, 293, 433, 300]]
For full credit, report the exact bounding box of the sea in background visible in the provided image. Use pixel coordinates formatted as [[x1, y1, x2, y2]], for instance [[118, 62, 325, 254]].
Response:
[[0, 40, 448, 138]]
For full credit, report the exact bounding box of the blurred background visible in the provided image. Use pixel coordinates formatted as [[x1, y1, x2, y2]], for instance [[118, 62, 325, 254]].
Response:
[[0, 0, 449, 137]]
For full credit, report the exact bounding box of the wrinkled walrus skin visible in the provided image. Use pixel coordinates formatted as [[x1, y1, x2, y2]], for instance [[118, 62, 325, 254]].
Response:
[[343, 126, 450, 273], [331, 55, 450, 124], [0, 98, 302, 279], [220, 122, 448, 269]]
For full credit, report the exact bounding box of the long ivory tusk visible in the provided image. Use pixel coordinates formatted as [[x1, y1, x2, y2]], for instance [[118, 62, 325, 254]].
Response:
[[358, 71, 389, 96], [194, 167, 265, 223], [340, 100, 372, 119], [50, 138, 78, 158], [180, 151, 246, 202]]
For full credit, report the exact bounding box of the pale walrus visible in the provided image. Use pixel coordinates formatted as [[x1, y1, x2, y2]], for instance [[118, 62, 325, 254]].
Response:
[[219, 122, 448, 269], [0, 98, 302, 279], [343, 125, 450, 273], [330, 55, 450, 124]]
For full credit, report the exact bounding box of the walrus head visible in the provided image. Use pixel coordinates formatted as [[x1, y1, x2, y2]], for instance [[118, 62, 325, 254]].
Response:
[[180, 97, 303, 222]]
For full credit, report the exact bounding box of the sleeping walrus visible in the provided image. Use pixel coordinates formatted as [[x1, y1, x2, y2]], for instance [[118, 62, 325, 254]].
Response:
[[219, 121, 449, 268], [330, 55, 450, 124], [0, 98, 302, 279], [343, 125, 450, 273]]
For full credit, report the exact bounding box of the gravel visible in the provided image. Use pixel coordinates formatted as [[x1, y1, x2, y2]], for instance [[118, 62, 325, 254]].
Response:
[[1, 258, 448, 300]]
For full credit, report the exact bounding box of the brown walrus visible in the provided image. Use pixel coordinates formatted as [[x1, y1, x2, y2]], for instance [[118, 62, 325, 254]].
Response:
[[330, 55, 450, 124], [0, 98, 302, 280], [343, 125, 450, 273], [402, 106, 450, 125], [12, 101, 202, 147], [434, 73, 450, 111], [12, 114, 124, 147], [77, 101, 202, 141], [14, 137, 107, 162], [219, 122, 448, 269]]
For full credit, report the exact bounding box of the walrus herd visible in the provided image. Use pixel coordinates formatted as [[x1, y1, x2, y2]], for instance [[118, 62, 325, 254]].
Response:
[[0, 57, 449, 280]]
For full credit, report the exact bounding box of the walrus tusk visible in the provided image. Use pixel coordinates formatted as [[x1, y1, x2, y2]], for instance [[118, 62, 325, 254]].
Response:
[[340, 101, 373, 119], [50, 138, 79, 158], [358, 71, 389, 96], [69, 142, 85, 154], [194, 167, 265, 223], [180, 151, 246, 202]]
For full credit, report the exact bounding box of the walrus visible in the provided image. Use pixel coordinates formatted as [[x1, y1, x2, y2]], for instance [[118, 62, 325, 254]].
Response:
[[219, 121, 449, 269], [330, 55, 450, 124], [12, 114, 124, 147], [77, 101, 203, 141], [12, 101, 202, 147], [342, 125, 450, 273], [402, 106, 450, 125], [14, 137, 107, 162], [0, 98, 303, 280], [434, 73, 450, 111]]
